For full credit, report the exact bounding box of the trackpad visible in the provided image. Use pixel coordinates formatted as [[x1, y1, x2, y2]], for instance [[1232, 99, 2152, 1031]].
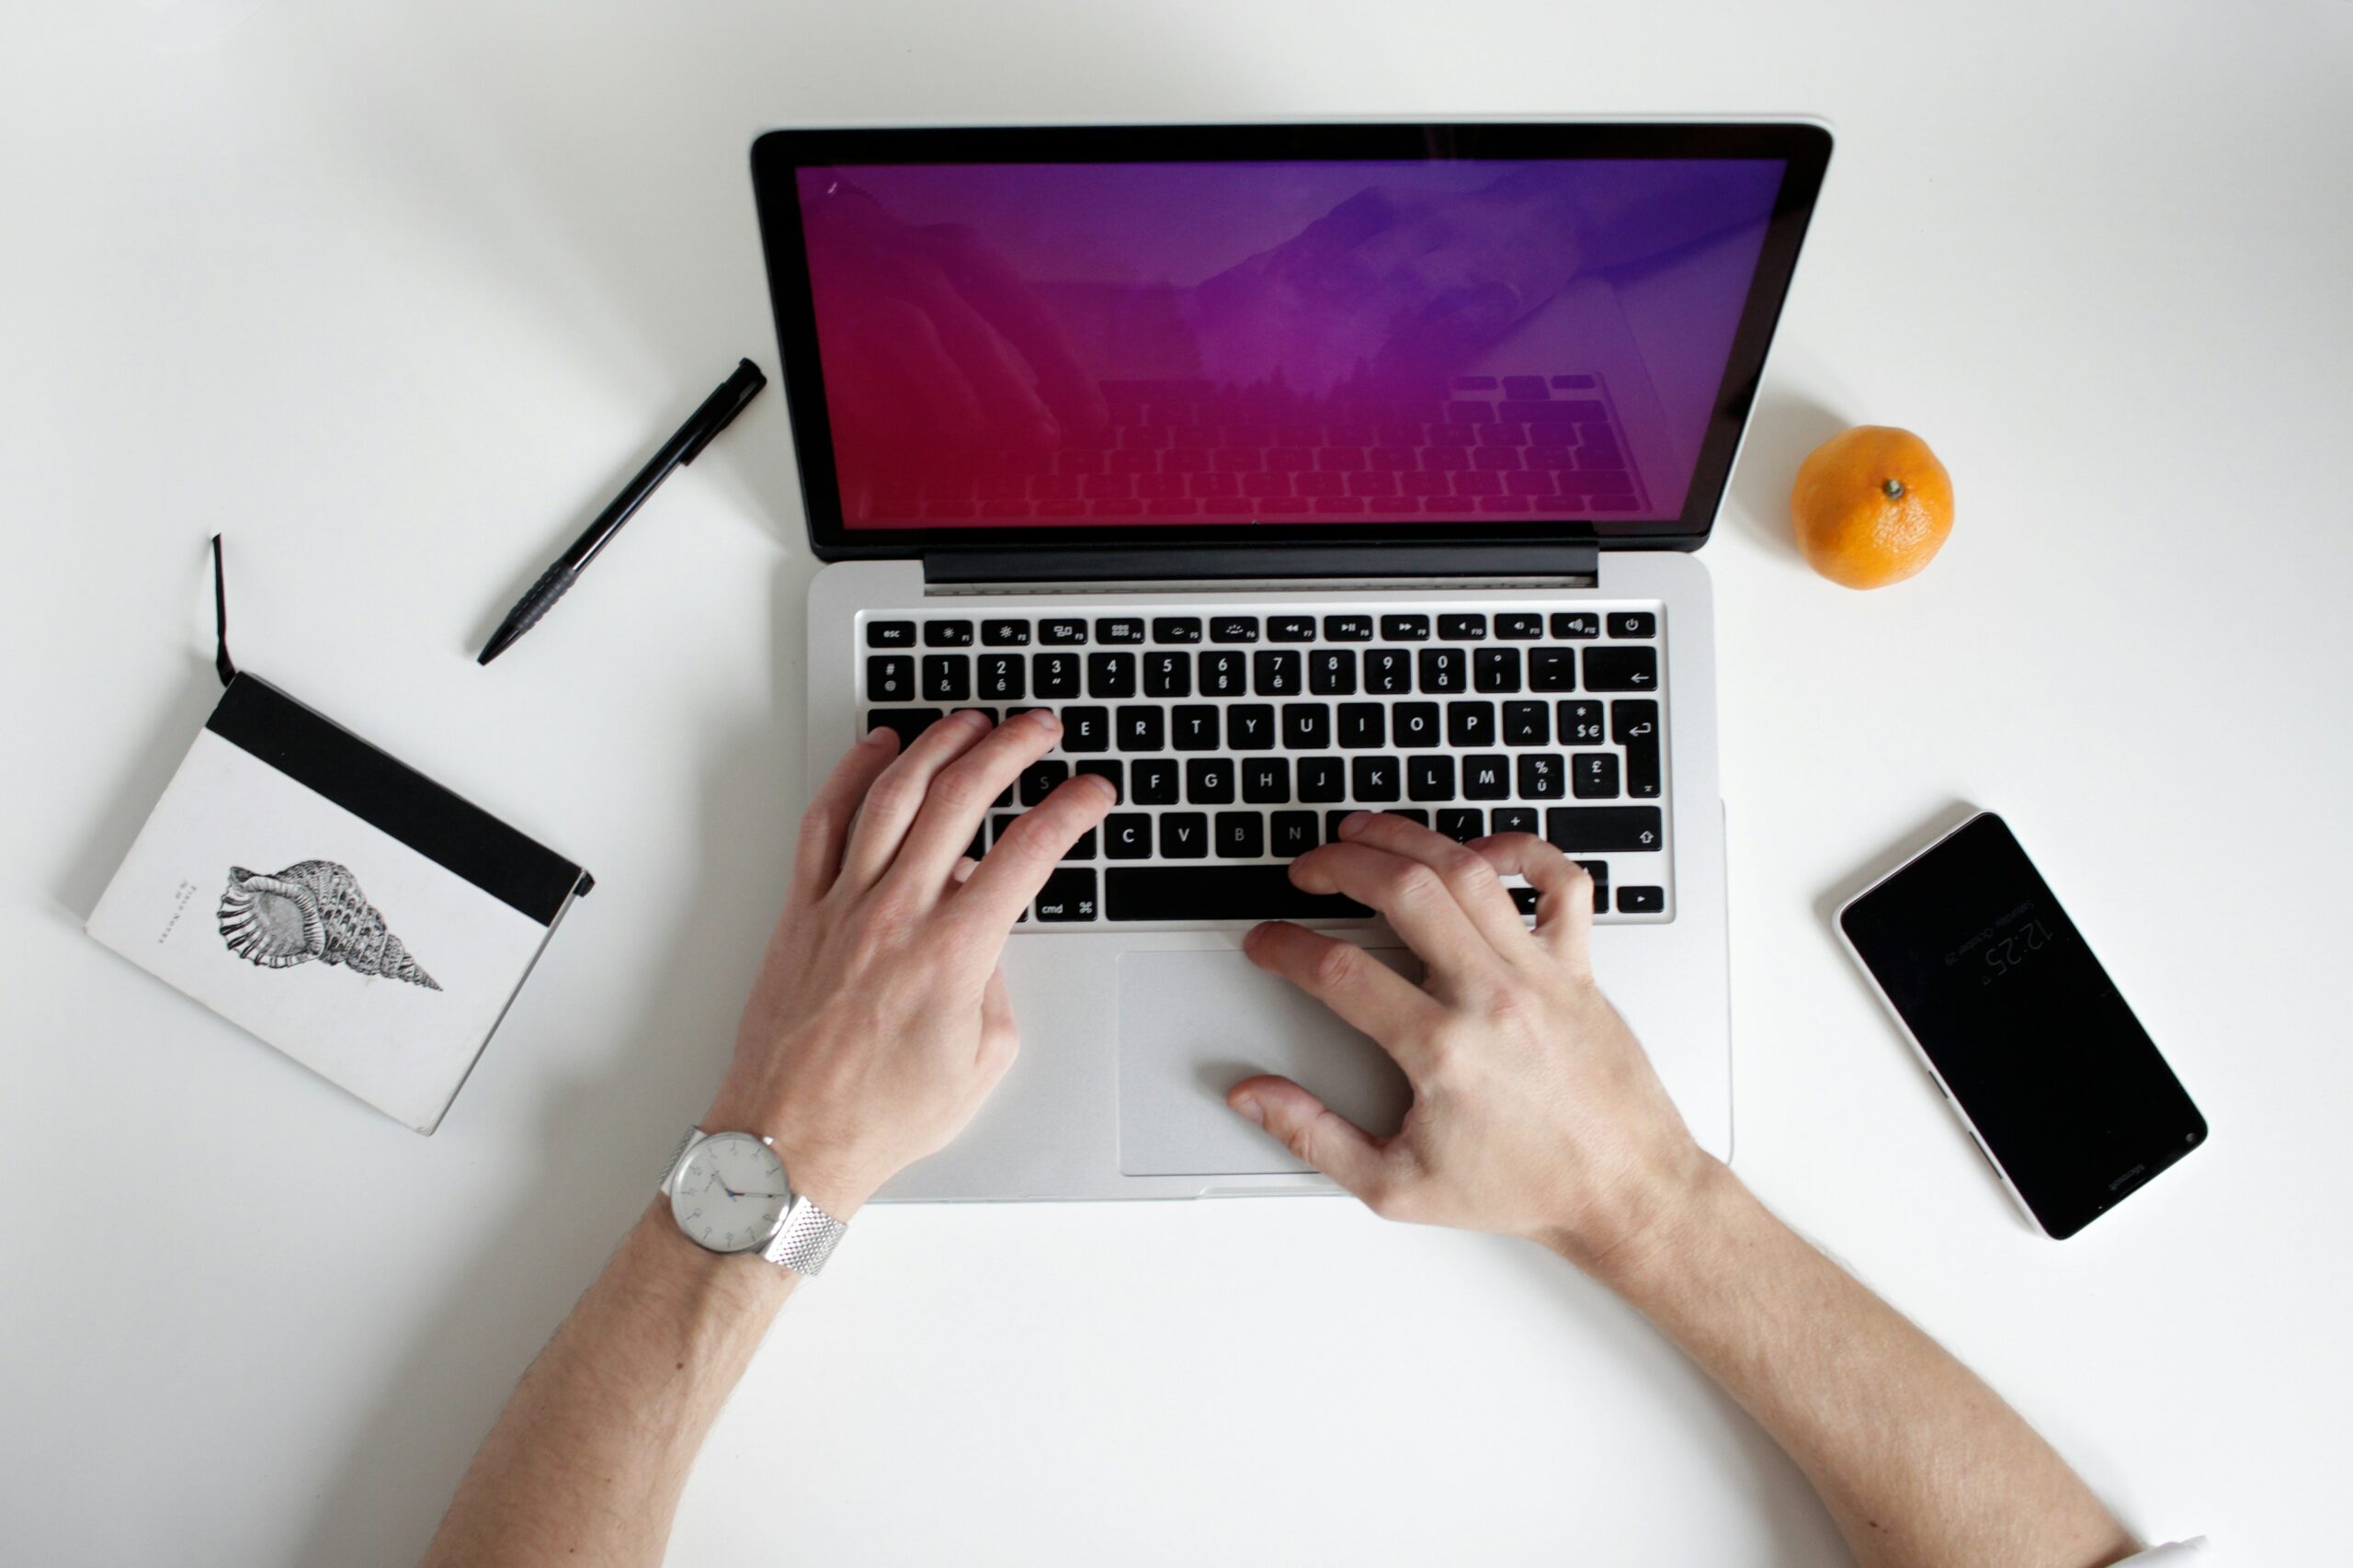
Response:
[[1116, 949, 1415, 1177]]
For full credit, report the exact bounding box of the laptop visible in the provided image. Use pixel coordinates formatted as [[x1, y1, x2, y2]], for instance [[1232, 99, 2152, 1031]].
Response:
[[750, 121, 1832, 1199]]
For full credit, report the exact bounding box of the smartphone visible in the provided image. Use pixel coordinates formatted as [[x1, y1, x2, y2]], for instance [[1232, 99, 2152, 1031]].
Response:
[[1837, 812, 2205, 1238]]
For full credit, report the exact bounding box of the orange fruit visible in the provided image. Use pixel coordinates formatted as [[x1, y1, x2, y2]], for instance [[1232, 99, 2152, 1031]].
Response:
[[1790, 426, 1954, 588]]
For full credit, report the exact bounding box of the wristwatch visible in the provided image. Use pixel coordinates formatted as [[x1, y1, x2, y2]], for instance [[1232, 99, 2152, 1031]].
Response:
[[658, 1126, 847, 1277]]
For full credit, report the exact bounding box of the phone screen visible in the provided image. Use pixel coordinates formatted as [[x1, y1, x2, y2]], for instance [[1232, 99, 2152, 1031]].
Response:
[[1840, 813, 2204, 1237]]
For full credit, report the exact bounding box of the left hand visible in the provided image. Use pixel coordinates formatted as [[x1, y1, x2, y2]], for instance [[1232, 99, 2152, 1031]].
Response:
[[702, 710, 1114, 1214]]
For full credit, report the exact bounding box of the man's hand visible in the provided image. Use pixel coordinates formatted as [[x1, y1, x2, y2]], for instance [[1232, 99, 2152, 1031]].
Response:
[[1228, 811, 1713, 1272], [703, 710, 1114, 1216]]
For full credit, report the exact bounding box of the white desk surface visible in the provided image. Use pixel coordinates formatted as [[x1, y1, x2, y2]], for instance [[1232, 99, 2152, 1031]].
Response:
[[6, 2, 2349, 1562]]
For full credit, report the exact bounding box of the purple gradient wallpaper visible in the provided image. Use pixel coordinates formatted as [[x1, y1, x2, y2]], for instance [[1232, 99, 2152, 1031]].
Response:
[[793, 158, 1784, 528]]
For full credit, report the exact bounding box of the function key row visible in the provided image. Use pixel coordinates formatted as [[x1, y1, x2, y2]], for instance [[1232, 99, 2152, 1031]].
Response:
[[871, 646, 1655, 702], [866, 610, 1657, 649]]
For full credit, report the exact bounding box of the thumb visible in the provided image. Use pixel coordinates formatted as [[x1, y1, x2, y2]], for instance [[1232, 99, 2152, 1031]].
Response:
[[1228, 1075, 1387, 1200]]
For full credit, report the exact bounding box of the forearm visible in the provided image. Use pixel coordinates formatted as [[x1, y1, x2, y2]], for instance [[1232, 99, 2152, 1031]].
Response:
[[1586, 1163, 2138, 1568], [422, 1203, 794, 1568]]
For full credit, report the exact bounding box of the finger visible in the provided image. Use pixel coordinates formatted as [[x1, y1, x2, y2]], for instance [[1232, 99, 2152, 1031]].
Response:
[[952, 774, 1117, 933], [1228, 1075, 1389, 1202], [1469, 832, 1595, 967], [1324, 811, 1529, 957], [787, 724, 902, 907], [1240, 920, 1441, 1051], [836, 710, 995, 890], [886, 708, 1064, 892], [1286, 838, 1492, 980], [977, 964, 1018, 1072]]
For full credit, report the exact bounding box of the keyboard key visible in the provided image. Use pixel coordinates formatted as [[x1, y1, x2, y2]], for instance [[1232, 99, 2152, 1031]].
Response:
[[1159, 812, 1210, 858], [1584, 646, 1658, 691], [1211, 616, 1260, 643], [1087, 652, 1137, 699], [1106, 866, 1370, 921], [866, 619, 915, 648], [922, 655, 972, 702], [1438, 613, 1487, 641], [1036, 869, 1097, 921], [1131, 758, 1179, 804], [1561, 699, 1606, 744], [1242, 756, 1290, 802], [1074, 760, 1122, 801], [1268, 615, 1317, 642], [1619, 885, 1666, 915], [1392, 810, 1430, 827], [1252, 650, 1301, 696], [1172, 705, 1222, 750], [1033, 652, 1082, 699], [1381, 613, 1431, 642], [1514, 862, 1608, 914], [1097, 618, 1146, 644], [1062, 824, 1098, 861], [1446, 701, 1495, 748], [1297, 756, 1346, 801], [1574, 752, 1620, 798], [975, 654, 1024, 701], [1199, 650, 1247, 697], [1365, 648, 1413, 694], [1056, 707, 1105, 753], [1614, 699, 1662, 798], [1105, 812, 1153, 858], [1337, 703, 1386, 748], [867, 655, 915, 701], [1226, 704, 1277, 750], [1503, 700, 1550, 745], [983, 619, 1032, 646], [1117, 706, 1165, 752], [1381, 701, 1431, 749], [1473, 647, 1522, 693], [1461, 755, 1510, 800], [1215, 812, 1265, 858], [1517, 754, 1565, 800], [1495, 612, 1544, 641], [1020, 760, 1069, 805], [1351, 756, 1402, 801], [990, 811, 1021, 848], [1437, 808, 1484, 843], [1545, 806, 1664, 852], [866, 708, 942, 748], [923, 620, 975, 647], [1418, 647, 1467, 693], [1550, 611, 1600, 640], [1186, 758, 1234, 803], [1151, 616, 1204, 644], [1040, 618, 1089, 645], [1323, 615, 1375, 642], [1407, 755, 1457, 801], [1608, 611, 1658, 639], [1143, 650, 1190, 698], [1280, 702, 1331, 749], [1529, 647, 1578, 691], [1270, 811, 1320, 857], [1492, 806, 1538, 836], [1308, 647, 1358, 695], [1325, 809, 1358, 842]]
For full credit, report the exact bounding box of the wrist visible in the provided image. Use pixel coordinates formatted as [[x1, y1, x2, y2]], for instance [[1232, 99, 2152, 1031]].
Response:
[[695, 1087, 878, 1221], [1537, 1147, 1742, 1292]]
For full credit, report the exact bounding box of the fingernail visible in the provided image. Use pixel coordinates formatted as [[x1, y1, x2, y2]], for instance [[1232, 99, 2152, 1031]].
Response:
[[1233, 1095, 1264, 1127], [1080, 771, 1118, 801], [863, 724, 893, 746], [1028, 709, 1062, 733], [960, 709, 992, 729], [1338, 811, 1371, 839]]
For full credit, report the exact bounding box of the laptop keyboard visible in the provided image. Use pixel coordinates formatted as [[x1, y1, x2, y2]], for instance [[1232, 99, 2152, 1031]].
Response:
[[859, 605, 1673, 928], [877, 374, 1651, 522]]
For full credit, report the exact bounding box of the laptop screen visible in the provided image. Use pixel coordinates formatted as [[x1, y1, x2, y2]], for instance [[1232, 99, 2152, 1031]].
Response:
[[755, 126, 1829, 551]]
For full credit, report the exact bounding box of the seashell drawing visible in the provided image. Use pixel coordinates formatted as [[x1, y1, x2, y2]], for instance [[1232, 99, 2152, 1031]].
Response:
[[218, 860, 440, 991]]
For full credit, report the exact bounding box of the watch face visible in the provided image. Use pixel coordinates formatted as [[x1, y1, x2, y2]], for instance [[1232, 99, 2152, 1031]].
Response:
[[669, 1133, 790, 1254]]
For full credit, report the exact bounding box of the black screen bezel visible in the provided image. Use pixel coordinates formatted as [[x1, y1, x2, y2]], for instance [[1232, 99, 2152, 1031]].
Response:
[[1840, 813, 2207, 1238], [748, 120, 1832, 562]]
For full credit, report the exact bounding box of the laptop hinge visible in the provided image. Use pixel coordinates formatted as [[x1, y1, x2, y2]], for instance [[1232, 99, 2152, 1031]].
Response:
[[921, 544, 1599, 593]]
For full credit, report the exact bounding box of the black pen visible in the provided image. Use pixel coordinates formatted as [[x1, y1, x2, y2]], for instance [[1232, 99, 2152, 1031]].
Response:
[[478, 358, 767, 665]]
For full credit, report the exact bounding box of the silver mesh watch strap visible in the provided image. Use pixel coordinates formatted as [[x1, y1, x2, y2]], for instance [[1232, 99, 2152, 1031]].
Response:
[[760, 1195, 847, 1277]]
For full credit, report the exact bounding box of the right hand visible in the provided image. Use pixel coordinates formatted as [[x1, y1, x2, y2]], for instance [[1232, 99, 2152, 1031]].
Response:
[[1228, 812, 1717, 1274]]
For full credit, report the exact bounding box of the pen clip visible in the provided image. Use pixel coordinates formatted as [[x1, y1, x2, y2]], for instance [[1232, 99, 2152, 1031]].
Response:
[[676, 358, 767, 466], [211, 533, 237, 687]]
